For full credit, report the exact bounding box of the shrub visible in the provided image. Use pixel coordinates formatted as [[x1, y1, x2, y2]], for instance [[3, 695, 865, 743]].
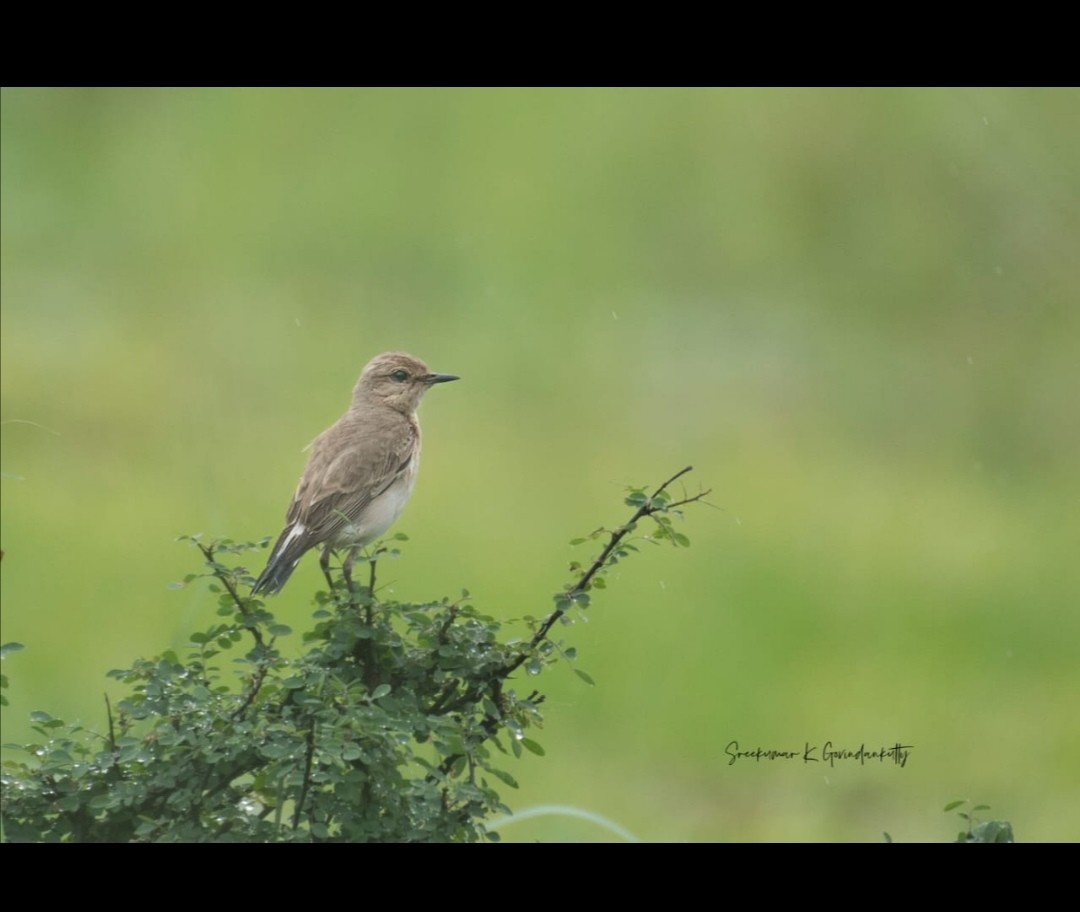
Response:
[[1, 468, 707, 842]]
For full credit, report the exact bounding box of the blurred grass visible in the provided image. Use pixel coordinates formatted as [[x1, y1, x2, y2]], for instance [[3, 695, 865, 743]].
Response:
[[2, 88, 1078, 841]]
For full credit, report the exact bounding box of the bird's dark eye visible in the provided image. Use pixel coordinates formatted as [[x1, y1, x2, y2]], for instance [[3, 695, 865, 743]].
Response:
[[390, 369, 409, 383]]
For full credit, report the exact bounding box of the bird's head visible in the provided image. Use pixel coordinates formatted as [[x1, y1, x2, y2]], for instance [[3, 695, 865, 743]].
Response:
[[353, 352, 458, 413]]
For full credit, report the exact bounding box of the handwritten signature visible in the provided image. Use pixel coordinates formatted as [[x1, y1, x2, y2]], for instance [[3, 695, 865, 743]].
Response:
[[725, 741, 913, 768]]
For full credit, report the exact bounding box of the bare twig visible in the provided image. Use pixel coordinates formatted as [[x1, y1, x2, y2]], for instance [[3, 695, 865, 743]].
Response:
[[504, 465, 709, 676], [232, 663, 270, 721], [192, 541, 274, 720], [196, 541, 265, 647], [292, 725, 317, 831], [431, 468, 706, 780]]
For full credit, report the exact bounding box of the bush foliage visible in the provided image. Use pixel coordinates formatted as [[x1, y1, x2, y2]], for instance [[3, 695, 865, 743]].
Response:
[[1, 469, 706, 842]]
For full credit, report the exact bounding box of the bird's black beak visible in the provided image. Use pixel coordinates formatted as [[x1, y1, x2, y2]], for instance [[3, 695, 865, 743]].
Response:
[[425, 373, 459, 385]]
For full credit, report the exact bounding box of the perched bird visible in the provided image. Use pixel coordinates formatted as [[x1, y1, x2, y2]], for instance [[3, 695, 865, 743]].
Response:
[[252, 352, 458, 595]]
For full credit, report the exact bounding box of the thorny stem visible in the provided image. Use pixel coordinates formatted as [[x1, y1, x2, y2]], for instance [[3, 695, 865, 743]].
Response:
[[504, 465, 708, 677], [194, 541, 274, 720], [293, 725, 317, 831], [232, 663, 270, 721], [434, 468, 705, 779], [196, 542, 265, 648]]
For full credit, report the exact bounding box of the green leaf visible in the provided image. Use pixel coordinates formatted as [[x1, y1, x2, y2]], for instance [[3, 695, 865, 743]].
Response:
[[0, 643, 25, 660], [971, 820, 1014, 843], [944, 800, 966, 812], [487, 768, 519, 789], [371, 684, 391, 699], [574, 669, 596, 686], [521, 738, 545, 756]]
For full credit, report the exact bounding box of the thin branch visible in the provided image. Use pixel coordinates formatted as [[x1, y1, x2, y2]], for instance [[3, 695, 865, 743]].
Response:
[[196, 542, 265, 647], [426, 468, 708, 783], [192, 541, 274, 719], [503, 466, 709, 677], [293, 725, 317, 831], [426, 681, 460, 715], [232, 662, 271, 721]]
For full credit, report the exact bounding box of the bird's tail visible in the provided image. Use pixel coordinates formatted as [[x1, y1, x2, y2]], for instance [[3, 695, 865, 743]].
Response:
[[252, 556, 300, 596], [252, 525, 308, 596]]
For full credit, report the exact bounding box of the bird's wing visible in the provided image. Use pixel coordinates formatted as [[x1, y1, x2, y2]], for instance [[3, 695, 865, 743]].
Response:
[[287, 414, 417, 543]]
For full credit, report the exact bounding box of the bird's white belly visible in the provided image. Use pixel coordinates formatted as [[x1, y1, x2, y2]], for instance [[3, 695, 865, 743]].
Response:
[[332, 457, 418, 548]]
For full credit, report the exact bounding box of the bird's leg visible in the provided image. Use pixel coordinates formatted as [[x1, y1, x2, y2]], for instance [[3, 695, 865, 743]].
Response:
[[342, 547, 358, 600], [320, 546, 336, 594]]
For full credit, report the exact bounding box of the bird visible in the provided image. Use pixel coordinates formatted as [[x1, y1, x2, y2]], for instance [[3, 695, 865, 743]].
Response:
[[252, 352, 458, 596]]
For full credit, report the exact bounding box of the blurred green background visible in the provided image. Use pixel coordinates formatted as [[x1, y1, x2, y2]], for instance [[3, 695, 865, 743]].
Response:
[[2, 88, 1077, 841]]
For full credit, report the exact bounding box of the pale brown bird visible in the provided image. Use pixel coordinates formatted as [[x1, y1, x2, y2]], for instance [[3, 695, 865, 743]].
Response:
[[253, 352, 458, 595]]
